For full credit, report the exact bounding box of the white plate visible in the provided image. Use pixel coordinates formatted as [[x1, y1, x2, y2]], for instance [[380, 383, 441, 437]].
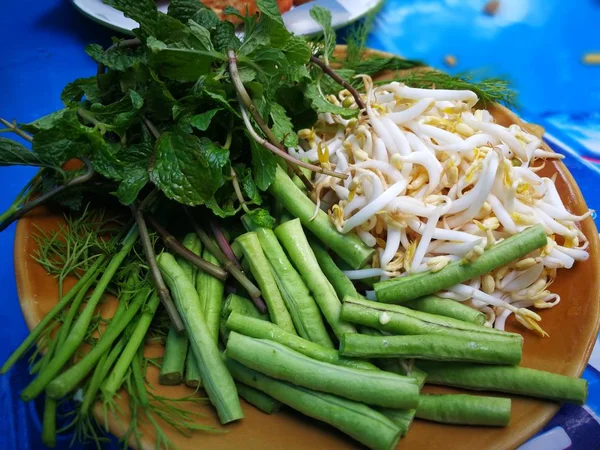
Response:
[[70, 0, 383, 36]]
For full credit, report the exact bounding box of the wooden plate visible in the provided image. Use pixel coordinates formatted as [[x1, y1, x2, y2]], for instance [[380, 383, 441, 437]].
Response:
[[13, 47, 600, 450]]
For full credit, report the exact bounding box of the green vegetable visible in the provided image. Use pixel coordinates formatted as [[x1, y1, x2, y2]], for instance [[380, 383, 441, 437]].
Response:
[[197, 248, 225, 343], [226, 359, 403, 450], [269, 167, 373, 269], [226, 331, 419, 409], [184, 346, 202, 389], [415, 393, 511, 426], [236, 382, 281, 414], [275, 219, 355, 338], [158, 252, 243, 424], [374, 225, 548, 303], [378, 408, 415, 437], [177, 232, 202, 285], [418, 361, 588, 405], [226, 312, 376, 371], [341, 296, 521, 343], [1, 256, 106, 374], [20, 225, 139, 401], [159, 326, 189, 385], [375, 358, 427, 389], [340, 334, 522, 365], [310, 240, 362, 301], [404, 296, 486, 325], [235, 232, 296, 333], [46, 286, 152, 399], [256, 227, 333, 348], [220, 293, 269, 342], [42, 397, 57, 448]]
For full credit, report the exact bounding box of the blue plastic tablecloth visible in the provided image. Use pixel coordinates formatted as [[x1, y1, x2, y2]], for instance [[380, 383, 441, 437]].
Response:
[[1, 1, 599, 449]]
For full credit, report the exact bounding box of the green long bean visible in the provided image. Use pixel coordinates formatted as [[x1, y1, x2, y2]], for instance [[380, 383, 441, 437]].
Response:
[[177, 233, 203, 285], [268, 166, 374, 269], [159, 326, 189, 385], [340, 334, 522, 365], [256, 228, 333, 348], [226, 332, 419, 409], [275, 219, 356, 338], [220, 294, 268, 342], [378, 408, 415, 437], [375, 358, 428, 389], [403, 296, 486, 325], [226, 359, 402, 450], [415, 394, 511, 426], [226, 313, 377, 371], [235, 232, 296, 333], [341, 296, 521, 343], [197, 249, 225, 343], [236, 383, 281, 414], [418, 361, 587, 405], [158, 253, 243, 424], [47, 287, 152, 399], [184, 346, 202, 389], [374, 224, 548, 303], [310, 240, 362, 301], [21, 225, 140, 401]]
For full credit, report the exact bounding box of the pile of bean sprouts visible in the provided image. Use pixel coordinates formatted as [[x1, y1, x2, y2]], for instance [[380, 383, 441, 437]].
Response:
[[291, 76, 591, 335]]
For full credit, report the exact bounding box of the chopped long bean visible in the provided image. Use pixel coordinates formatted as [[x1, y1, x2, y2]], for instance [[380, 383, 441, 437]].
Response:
[[220, 294, 268, 342], [311, 240, 362, 301], [341, 296, 522, 343], [415, 394, 511, 426], [235, 232, 296, 333], [159, 326, 189, 385], [340, 334, 522, 365], [158, 253, 243, 424], [403, 296, 486, 325], [226, 359, 402, 450], [226, 332, 419, 409], [375, 358, 428, 389], [236, 383, 281, 414], [269, 166, 374, 270], [418, 361, 588, 404], [378, 408, 415, 437], [256, 228, 333, 348], [197, 249, 225, 343], [226, 313, 377, 371], [275, 219, 356, 338], [184, 346, 202, 389], [374, 225, 548, 303], [177, 233, 202, 286]]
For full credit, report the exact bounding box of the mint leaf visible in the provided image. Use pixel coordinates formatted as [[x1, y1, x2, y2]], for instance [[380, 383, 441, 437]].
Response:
[[247, 208, 275, 229], [213, 21, 240, 52], [167, 0, 203, 22], [21, 109, 68, 134], [238, 166, 262, 205], [256, 0, 283, 23], [188, 20, 214, 51], [60, 77, 102, 106], [146, 36, 218, 82], [116, 166, 148, 205], [85, 43, 146, 71], [304, 84, 358, 119], [283, 36, 311, 65], [103, 0, 159, 35], [150, 132, 228, 205], [190, 108, 221, 131], [129, 90, 144, 109], [270, 103, 298, 147], [249, 139, 277, 191], [0, 138, 44, 167], [32, 111, 106, 165], [310, 6, 335, 63]]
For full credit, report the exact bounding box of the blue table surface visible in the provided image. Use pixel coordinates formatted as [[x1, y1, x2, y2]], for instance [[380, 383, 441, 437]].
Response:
[[1, 1, 599, 449]]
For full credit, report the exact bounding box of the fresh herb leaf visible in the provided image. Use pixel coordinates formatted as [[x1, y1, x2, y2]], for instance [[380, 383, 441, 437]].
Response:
[[116, 166, 149, 205], [60, 77, 102, 106], [0, 137, 44, 167], [167, 0, 204, 22], [150, 131, 228, 205], [103, 0, 159, 36], [188, 20, 215, 51], [238, 166, 262, 206], [246, 208, 275, 229], [21, 109, 68, 134], [190, 108, 221, 131], [341, 56, 424, 75], [270, 103, 298, 147], [304, 84, 358, 119], [283, 36, 312, 65], [85, 43, 147, 71], [249, 138, 277, 191], [309, 6, 335, 64], [256, 0, 284, 24]]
